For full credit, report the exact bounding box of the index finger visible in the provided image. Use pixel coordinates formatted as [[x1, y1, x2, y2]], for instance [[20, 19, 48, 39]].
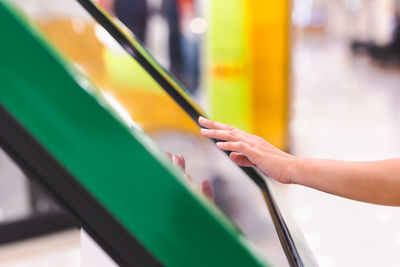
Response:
[[198, 116, 233, 130]]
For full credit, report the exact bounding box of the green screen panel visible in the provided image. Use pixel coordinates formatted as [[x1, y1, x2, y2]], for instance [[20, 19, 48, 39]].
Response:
[[0, 1, 274, 267]]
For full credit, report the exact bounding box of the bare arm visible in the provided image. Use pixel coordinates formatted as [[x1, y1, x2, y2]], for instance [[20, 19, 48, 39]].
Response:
[[293, 158, 400, 206], [199, 117, 400, 206]]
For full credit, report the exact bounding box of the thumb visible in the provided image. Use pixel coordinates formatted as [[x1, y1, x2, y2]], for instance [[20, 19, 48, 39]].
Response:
[[230, 152, 256, 167]]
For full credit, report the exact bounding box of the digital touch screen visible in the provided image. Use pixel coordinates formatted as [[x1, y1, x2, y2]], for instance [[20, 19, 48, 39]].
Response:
[[8, 1, 317, 266]]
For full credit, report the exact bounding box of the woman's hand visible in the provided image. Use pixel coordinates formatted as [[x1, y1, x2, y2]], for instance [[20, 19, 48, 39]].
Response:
[[198, 117, 400, 206], [199, 117, 297, 184], [165, 152, 214, 201]]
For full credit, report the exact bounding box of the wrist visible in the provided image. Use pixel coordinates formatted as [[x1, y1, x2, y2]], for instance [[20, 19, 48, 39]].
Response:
[[288, 157, 308, 185]]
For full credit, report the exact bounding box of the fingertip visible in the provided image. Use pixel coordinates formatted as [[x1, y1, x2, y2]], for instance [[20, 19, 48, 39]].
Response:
[[201, 180, 214, 201], [165, 152, 172, 160], [172, 155, 179, 164], [172, 155, 185, 170], [178, 155, 186, 169]]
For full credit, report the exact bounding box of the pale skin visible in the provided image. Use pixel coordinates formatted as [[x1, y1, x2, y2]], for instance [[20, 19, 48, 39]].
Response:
[[197, 116, 400, 207]]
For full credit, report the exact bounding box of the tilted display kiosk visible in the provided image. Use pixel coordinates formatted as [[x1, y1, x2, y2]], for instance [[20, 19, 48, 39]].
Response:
[[0, 1, 316, 266]]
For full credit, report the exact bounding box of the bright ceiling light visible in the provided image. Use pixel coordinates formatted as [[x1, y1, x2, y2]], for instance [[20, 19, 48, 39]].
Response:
[[190, 17, 207, 35]]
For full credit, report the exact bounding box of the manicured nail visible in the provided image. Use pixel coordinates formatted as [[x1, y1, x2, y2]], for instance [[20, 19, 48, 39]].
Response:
[[200, 128, 207, 133], [198, 116, 206, 122], [216, 142, 222, 147]]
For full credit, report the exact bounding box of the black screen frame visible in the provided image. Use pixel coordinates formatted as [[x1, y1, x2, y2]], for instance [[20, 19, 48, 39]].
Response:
[[74, 1, 305, 266]]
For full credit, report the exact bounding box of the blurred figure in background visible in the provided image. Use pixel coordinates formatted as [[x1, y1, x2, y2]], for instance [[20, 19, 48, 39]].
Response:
[[115, 0, 149, 43], [97, 0, 149, 43], [351, 0, 400, 65], [97, 0, 201, 92], [162, 0, 200, 93], [176, 0, 201, 93], [162, 0, 183, 83]]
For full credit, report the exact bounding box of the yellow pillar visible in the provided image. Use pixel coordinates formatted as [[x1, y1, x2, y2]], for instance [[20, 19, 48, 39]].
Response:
[[207, 1, 290, 150], [248, 1, 290, 150]]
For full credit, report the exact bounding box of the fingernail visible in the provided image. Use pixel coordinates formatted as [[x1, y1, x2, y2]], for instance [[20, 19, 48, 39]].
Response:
[[198, 116, 206, 122], [200, 128, 207, 133], [216, 142, 222, 147]]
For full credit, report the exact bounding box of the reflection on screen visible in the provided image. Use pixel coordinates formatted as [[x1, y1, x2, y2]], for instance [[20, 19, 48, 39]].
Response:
[[9, 0, 292, 265]]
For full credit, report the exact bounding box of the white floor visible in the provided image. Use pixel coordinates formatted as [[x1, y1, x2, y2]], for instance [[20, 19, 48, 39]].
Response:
[[0, 229, 80, 267], [286, 35, 400, 267]]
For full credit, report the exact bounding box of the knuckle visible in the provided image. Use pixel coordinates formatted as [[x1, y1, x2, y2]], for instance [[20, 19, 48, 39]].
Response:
[[237, 141, 245, 149]]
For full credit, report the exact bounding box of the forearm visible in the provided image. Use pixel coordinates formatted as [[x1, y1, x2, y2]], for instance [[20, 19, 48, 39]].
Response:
[[197, 117, 400, 206], [290, 158, 400, 206]]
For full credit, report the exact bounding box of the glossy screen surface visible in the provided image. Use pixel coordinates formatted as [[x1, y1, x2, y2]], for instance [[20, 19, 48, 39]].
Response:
[[7, 0, 315, 266]]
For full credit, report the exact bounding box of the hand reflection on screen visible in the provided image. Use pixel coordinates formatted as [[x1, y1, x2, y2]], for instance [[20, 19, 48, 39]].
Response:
[[165, 152, 214, 202]]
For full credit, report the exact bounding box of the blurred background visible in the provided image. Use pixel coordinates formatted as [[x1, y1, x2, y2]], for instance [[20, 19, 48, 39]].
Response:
[[1, 0, 400, 266]]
